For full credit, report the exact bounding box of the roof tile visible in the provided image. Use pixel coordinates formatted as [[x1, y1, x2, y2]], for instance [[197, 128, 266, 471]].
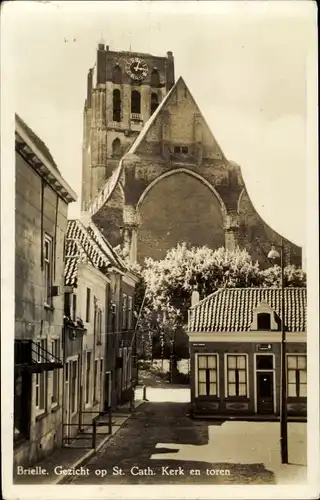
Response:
[[189, 287, 307, 333]]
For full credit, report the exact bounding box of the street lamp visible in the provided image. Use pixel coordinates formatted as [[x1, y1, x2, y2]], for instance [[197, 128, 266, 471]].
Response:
[[267, 237, 288, 464]]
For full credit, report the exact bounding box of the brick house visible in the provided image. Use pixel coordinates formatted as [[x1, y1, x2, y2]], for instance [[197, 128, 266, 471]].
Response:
[[187, 288, 307, 420], [64, 216, 139, 437], [14, 114, 77, 467]]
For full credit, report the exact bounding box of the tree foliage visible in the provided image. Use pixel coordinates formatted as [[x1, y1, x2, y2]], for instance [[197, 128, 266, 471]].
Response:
[[115, 243, 306, 358]]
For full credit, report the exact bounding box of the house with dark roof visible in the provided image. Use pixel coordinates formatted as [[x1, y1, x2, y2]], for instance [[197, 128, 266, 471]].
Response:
[[14, 115, 77, 468], [187, 287, 307, 420], [63, 216, 139, 438]]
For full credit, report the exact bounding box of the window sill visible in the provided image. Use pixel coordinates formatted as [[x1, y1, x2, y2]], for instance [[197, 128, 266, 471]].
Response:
[[195, 395, 220, 401], [223, 397, 250, 401], [35, 411, 48, 422], [51, 404, 61, 414], [44, 303, 54, 312]]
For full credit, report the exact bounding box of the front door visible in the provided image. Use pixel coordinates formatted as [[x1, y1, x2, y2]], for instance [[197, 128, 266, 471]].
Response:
[[257, 372, 274, 414]]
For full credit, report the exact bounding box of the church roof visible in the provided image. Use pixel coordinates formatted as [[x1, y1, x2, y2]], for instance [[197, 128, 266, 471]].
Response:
[[127, 76, 226, 160], [188, 287, 307, 333], [127, 79, 178, 156]]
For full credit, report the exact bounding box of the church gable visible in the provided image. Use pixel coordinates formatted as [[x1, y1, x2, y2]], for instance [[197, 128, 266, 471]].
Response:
[[132, 77, 225, 162]]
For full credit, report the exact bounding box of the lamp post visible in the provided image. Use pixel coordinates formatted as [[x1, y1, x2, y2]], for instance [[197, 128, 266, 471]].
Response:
[[267, 237, 288, 464]]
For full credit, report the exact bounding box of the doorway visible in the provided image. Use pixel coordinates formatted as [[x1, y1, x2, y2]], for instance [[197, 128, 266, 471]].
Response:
[[255, 354, 275, 415]]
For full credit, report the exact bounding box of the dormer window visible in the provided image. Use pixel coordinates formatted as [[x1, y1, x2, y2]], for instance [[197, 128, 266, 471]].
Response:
[[250, 300, 278, 331], [257, 313, 271, 330]]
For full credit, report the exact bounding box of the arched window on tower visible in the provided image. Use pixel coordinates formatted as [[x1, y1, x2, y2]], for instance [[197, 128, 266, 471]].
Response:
[[112, 65, 122, 84], [131, 90, 141, 114], [150, 92, 159, 115], [112, 138, 121, 157], [113, 89, 121, 122], [150, 69, 160, 88]]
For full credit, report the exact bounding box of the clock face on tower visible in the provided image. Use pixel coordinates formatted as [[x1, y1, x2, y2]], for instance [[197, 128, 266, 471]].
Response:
[[125, 57, 148, 81]]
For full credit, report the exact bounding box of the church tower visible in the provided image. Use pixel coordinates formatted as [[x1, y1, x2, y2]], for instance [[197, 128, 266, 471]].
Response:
[[81, 44, 175, 210]]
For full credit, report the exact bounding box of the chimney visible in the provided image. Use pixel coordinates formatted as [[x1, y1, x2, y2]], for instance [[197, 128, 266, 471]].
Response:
[[166, 50, 175, 91]]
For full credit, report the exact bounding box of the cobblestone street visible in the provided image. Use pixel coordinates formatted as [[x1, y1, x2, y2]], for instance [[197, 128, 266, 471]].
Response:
[[65, 392, 307, 485]]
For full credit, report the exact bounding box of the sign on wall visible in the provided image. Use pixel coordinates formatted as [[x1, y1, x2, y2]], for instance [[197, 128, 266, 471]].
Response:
[[256, 343, 273, 352]]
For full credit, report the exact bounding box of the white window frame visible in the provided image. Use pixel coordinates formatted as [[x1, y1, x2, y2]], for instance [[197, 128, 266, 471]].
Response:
[[224, 353, 249, 398], [51, 338, 60, 408], [286, 353, 307, 398], [44, 234, 53, 306], [195, 353, 219, 398]]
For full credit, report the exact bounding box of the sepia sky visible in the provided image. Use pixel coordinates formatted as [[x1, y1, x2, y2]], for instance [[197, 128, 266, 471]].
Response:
[[3, 0, 316, 250]]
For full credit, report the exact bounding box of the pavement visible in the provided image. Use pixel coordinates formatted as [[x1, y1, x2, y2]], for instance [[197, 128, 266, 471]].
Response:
[[13, 385, 307, 486], [64, 390, 307, 486], [13, 400, 144, 485]]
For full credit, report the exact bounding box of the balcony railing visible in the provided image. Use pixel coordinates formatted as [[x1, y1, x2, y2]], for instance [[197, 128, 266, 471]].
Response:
[[14, 340, 63, 373], [130, 113, 142, 121]]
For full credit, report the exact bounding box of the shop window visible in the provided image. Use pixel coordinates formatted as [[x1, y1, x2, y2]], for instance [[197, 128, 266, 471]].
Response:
[[226, 354, 248, 397], [197, 354, 218, 396], [287, 355, 307, 397]]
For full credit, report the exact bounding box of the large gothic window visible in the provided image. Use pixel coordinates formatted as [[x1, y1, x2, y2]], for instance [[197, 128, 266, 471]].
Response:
[[113, 89, 121, 122], [112, 138, 121, 157], [150, 69, 160, 88], [131, 90, 141, 114], [150, 92, 159, 114], [112, 65, 122, 84]]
